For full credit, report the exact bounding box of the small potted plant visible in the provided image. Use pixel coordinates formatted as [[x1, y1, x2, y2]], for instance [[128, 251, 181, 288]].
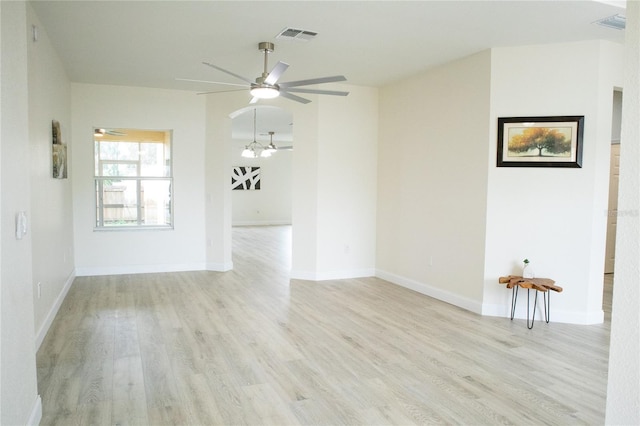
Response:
[[522, 258, 534, 278]]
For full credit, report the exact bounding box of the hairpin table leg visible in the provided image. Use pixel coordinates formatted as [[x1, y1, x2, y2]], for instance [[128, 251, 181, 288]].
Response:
[[510, 285, 519, 320], [526, 288, 538, 329], [544, 291, 550, 323]]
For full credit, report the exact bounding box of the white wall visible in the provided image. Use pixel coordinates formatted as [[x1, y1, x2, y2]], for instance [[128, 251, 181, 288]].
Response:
[[231, 149, 293, 226], [71, 84, 207, 275], [483, 40, 624, 324], [606, 1, 640, 422], [290, 98, 320, 277], [289, 86, 379, 280], [377, 51, 492, 312], [315, 85, 379, 279], [204, 93, 240, 271], [1, 2, 41, 424], [27, 4, 75, 348]]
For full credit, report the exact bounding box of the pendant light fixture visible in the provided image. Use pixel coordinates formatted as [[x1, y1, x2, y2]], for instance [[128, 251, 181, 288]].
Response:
[[265, 131, 278, 153], [241, 109, 278, 158]]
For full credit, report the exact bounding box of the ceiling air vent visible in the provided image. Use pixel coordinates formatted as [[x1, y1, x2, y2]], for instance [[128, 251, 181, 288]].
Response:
[[594, 14, 626, 30], [275, 27, 318, 42]]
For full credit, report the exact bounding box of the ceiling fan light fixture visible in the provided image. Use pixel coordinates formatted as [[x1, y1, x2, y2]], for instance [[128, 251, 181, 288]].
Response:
[[260, 149, 272, 158], [241, 146, 256, 158], [250, 86, 279, 99], [266, 132, 277, 153], [266, 142, 277, 153]]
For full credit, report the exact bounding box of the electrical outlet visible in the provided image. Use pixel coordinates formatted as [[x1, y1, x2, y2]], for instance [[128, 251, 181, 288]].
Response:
[[37, 282, 41, 299]]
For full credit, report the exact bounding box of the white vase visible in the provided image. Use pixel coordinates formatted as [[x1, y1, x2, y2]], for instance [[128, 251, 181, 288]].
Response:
[[523, 263, 535, 279]]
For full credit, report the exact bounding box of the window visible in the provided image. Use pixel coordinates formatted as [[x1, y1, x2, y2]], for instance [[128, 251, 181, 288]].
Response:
[[94, 128, 172, 229]]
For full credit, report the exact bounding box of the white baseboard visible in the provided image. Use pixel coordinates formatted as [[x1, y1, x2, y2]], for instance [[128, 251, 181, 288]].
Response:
[[35, 270, 75, 351], [558, 309, 604, 324], [232, 221, 292, 227], [27, 395, 42, 426], [482, 302, 604, 325], [290, 268, 376, 281], [206, 261, 233, 272], [75, 262, 207, 277], [375, 269, 483, 315]]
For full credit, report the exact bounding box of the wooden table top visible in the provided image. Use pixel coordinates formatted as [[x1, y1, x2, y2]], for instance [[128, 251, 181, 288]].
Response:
[[499, 275, 563, 292]]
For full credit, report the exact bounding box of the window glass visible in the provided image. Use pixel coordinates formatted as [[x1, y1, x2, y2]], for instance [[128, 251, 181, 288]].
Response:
[[101, 163, 138, 177], [94, 128, 172, 229], [99, 141, 140, 162]]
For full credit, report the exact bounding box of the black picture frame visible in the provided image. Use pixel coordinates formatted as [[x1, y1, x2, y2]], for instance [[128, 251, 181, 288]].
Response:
[[231, 166, 261, 190], [497, 116, 584, 168]]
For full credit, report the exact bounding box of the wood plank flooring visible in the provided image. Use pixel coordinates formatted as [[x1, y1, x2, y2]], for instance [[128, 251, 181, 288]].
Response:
[[37, 225, 612, 425]]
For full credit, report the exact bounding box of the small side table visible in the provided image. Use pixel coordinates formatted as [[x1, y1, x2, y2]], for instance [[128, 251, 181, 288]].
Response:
[[498, 275, 563, 329]]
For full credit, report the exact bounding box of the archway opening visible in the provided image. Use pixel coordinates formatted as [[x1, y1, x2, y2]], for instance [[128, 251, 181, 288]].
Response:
[[229, 104, 294, 272]]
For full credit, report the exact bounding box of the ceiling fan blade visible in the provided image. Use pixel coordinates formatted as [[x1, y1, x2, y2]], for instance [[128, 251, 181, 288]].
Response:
[[202, 62, 254, 85], [95, 128, 126, 136], [278, 91, 311, 104], [279, 146, 293, 150], [283, 88, 349, 96], [264, 61, 289, 85], [279, 75, 347, 88], [196, 88, 251, 95], [176, 78, 248, 88]]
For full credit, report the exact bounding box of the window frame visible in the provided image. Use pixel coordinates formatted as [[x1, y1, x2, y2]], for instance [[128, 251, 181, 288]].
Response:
[[93, 128, 174, 230]]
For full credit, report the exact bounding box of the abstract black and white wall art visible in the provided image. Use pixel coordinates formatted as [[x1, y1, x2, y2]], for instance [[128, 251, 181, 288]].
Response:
[[231, 166, 261, 190]]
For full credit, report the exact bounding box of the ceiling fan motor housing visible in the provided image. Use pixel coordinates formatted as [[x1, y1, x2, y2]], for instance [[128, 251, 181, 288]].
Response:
[[252, 42, 280, 95], [258, 42, 274, 53], [253, 76, 278, 87]]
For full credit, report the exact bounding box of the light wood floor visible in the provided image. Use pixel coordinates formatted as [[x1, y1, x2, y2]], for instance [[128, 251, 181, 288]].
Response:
[[37, 226, 612, 425]]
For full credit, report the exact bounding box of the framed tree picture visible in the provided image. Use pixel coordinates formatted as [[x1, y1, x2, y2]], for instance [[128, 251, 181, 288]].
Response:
[[497, 116, 584, 168]]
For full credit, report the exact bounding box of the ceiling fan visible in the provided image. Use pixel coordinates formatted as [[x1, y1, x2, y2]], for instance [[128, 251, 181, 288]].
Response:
[[94, 128, 126, 137], [260, 131, 292, 151], [179, 42, 349, 104]]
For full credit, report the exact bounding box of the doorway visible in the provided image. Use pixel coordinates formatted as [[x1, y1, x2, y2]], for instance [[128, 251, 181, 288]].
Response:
[[229, 105, 293, 226], [229, 105, 294, 267]]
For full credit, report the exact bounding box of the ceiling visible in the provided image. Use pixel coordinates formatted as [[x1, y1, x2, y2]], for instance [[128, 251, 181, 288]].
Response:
[[29, 0, 626, 142]]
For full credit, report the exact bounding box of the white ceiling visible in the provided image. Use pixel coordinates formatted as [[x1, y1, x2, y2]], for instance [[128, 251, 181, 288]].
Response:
[[231, 105, 294, 143], [29, 0, 626, 141]]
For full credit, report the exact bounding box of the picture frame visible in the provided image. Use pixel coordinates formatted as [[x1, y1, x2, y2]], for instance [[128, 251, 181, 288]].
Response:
[[497, 116, 584, 168], [231, 166, 261, 190], [52, 120, 68, 178]]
